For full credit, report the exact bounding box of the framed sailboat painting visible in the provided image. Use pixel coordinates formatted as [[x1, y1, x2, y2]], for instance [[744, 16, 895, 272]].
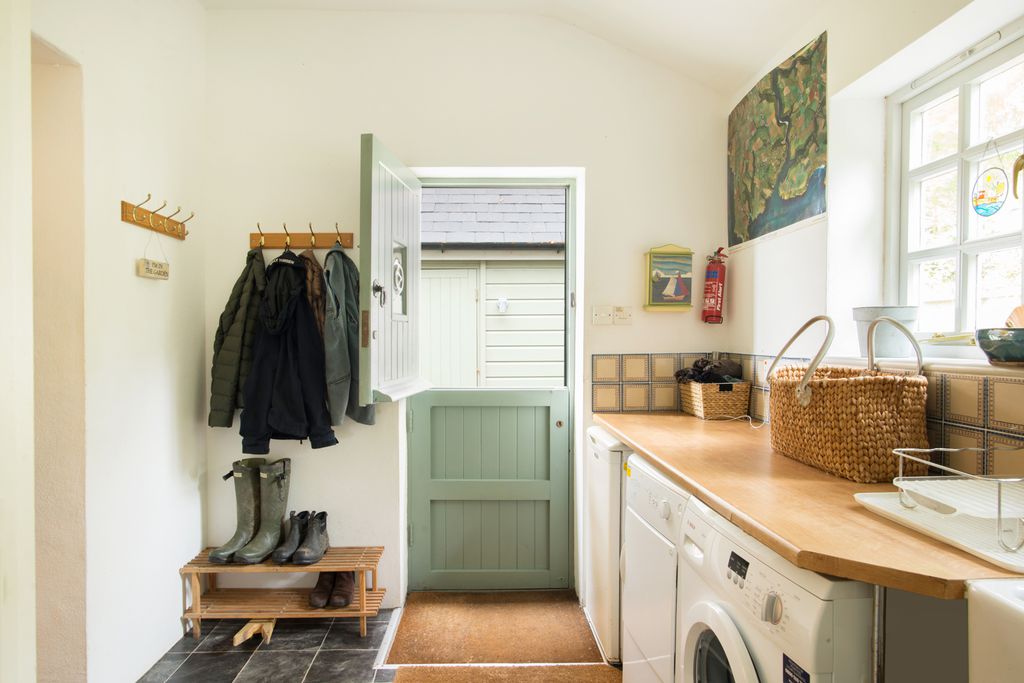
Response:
[[645, 244, 693, 311]]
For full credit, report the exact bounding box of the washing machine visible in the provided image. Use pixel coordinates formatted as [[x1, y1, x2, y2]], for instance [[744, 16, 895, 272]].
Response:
[[677, 497, 874, 683], [622, 455, 690, 683]]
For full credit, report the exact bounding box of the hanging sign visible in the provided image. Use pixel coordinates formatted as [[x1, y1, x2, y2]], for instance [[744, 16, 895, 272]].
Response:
[[971, 167, 1008, 217], [136, 258, 169, 280]]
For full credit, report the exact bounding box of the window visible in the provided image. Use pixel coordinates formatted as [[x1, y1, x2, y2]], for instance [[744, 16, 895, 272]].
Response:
[[899, 37, 1024, 335]]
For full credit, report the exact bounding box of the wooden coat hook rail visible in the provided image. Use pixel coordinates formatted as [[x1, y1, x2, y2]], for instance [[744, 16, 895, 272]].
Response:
[[250, 222, 354, 250], [121, 194, 194, 240]]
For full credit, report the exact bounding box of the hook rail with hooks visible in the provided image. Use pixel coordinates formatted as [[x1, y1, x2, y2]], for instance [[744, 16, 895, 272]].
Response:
[[249, 222, 354, 250], [121, 194, 195, 240]]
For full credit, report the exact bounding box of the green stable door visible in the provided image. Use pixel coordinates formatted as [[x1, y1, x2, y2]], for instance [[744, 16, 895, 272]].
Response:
[[408, 389, 570, 590]]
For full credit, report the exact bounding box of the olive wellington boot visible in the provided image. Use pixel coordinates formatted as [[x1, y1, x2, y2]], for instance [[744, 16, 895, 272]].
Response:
[[234, 458, 291, 564], [209, 458, 266, 564], [272, 510, 311, 564], [293, 510, 329, 565]]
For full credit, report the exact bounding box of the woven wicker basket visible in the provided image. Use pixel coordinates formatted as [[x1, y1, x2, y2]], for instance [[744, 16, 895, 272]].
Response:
[[767, 316, 929, 483], [680, 381, 751, 419]]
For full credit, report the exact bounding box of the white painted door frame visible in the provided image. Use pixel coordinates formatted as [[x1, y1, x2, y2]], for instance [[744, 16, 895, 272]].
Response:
[[411, 167, 586, 593]]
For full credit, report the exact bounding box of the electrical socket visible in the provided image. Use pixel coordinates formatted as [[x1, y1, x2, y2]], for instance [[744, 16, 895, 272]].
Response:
[[613, 306, 633, 325], [592, 305, 614, 326]]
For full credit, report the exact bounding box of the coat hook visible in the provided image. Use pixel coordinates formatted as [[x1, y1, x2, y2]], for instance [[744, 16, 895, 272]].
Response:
[[163, 206, 181, 233], [335, 222, 343, 244], [256, 222, 265, 248], [148, 200, 168, 228], [132, 193, 152, 222], [180, 211, 195, 237], [282, 222, 291, 248], [308, 222, 316, 248]]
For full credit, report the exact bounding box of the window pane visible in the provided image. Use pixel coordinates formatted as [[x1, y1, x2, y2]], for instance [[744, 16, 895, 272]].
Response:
[[911, 169, 958, 250], [968, 147, 1022, 240], [978, 60, 1024, 141], [977, 247, 1022, 328], [914, 93, 959, 167], [911, 257, 957, 332]]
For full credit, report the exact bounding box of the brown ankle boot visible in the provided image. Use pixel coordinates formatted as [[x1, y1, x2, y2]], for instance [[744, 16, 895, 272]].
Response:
[[329, 571, 355, 608], [310, 572, 336, 608]]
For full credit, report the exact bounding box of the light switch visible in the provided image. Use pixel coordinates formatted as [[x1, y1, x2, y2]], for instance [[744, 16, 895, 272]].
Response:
[[592, 305, 614, 326], [613, 306, 633, 325]]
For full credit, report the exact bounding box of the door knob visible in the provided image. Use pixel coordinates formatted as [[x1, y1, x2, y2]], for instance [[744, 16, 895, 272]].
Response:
[[372, 279, 387, 307]]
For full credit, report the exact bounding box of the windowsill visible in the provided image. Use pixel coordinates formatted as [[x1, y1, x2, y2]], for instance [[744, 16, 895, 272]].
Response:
[[827, 354, 1024, 377]]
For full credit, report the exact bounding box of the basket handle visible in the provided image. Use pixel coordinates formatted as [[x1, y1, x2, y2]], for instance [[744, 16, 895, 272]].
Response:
[[766, 315, 835, 407], [866, 316, 923, 375]]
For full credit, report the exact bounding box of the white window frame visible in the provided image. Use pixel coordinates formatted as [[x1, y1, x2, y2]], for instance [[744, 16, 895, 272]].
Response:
[[894, 34, 1024, 336]]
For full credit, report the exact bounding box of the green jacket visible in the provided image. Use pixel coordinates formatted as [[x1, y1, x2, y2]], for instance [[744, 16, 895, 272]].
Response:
[[208, 249, 267, 427], [324, 245, 375, 426]]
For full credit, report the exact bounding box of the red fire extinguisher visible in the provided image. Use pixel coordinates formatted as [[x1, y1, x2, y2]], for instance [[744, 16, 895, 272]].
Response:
[[701, 247, 727, 324]]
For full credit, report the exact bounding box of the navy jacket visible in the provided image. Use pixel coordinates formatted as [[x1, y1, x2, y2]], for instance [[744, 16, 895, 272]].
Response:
[[240, 251, 338, 453]]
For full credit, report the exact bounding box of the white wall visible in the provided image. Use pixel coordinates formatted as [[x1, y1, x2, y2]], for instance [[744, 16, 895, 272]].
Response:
[[203, 9, 725, 602], [0, 1, 37, 681], [721, 0, 994, 358], [33, 43, 86, 681], [31, 1, 208, 680]]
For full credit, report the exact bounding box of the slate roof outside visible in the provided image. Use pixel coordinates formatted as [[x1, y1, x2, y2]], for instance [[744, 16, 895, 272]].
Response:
[[422, 187, 565, 247]]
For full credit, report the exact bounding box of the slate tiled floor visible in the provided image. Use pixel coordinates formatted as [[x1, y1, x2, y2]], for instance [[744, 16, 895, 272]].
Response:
[[138, 611, 395, 683]]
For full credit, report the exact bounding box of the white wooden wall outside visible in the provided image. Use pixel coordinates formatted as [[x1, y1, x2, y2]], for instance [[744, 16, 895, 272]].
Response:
[[484, 263, 565, 387], [421, 261, 565, 388], [420, 268, 479, 387]]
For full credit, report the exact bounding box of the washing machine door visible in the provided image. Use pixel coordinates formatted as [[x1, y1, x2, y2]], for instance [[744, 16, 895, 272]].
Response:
[[680, 601, 759, 683]]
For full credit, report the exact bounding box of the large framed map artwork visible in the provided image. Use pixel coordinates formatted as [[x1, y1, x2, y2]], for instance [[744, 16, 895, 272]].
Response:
[[727, 33, 827, 247]]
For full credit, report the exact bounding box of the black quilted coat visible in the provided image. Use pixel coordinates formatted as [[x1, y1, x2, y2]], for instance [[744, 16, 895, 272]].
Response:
[[208, 249, 267, 428], [239, 251, 338, 454]]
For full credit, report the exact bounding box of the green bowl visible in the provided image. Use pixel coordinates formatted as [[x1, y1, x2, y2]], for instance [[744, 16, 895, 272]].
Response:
[[977, 328, 1024, 366]]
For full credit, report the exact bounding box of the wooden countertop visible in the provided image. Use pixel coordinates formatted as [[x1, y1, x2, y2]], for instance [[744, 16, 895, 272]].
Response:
[[595, 413, 1021, 599]]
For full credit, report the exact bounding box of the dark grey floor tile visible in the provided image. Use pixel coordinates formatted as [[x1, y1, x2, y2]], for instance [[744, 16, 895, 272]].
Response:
[[167, 633, 202, 654], [137, 652, 188, 682], [257, 620, 330, 651], [303, 650, 377, 683], [194, 621, 261, 652], [373, 667, 397, 682], [166, 652, 252, 682], [321, 620, 386, 650], [167, 621, 220, 653], [368, 608, 393, 622], [233, 651, 315, 683]]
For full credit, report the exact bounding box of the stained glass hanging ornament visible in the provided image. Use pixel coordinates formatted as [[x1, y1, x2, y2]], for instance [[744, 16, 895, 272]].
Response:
[[972, 138, 1009, 218]]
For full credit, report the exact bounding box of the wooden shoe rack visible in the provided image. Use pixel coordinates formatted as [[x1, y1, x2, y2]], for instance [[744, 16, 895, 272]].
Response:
[[180, 546, 385, 641]]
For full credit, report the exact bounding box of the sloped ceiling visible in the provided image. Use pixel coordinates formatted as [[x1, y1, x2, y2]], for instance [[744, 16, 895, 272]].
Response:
[[201, 0, 816, 95]]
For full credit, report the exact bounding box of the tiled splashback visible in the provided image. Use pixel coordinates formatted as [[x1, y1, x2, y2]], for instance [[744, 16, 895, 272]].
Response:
[[591, 352, 1024, 475], [592, 353, 711, 413], [922, 371, 1024, 475]]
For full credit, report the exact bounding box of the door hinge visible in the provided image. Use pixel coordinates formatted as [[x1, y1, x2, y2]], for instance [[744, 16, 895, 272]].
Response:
[[407, 410, 413, 433], [407, 524, 413, 547], [570, 291, 576, 308]]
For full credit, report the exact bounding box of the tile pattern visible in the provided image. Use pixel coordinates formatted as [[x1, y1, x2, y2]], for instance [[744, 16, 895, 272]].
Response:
[[138, 611, 396, 683], [591, 353, 710, 413], [622, 383, 651, 412], [883, 368, 1024, 476], [621, 354, 651, 382]]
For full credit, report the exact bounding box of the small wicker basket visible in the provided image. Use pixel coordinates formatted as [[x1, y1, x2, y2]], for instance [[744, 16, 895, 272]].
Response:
[[679, 381, 751, 419]]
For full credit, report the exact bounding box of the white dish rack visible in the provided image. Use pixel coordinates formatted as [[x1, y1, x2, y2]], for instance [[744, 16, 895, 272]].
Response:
[[855, 448, 1024, 573]]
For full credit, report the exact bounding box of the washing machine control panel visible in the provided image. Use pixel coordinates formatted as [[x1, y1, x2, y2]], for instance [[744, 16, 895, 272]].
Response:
[[717, 542, 814, 643]]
